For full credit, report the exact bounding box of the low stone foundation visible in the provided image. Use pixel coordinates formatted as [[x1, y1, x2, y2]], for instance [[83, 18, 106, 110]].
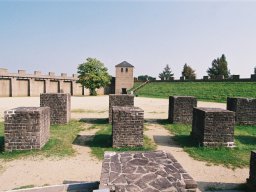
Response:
[[168, 96, 197, 124], [191, 107, 235, 147], [227, 97, 256, 125], [40, 93, 71, 124], [99, 151, 197, 192], [4, 107, 50, 151], [109, 94, 134, 124], [112, 106, 143, 148]]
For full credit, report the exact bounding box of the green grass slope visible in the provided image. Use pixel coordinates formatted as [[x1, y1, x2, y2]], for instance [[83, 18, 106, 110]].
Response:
[[134, 81, 256, 102]]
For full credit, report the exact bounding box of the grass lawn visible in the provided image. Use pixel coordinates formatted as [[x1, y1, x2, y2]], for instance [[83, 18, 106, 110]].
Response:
[[134, 82, 256, 103], [85, 122, 157, 160], [0, 120, 85, 160], [0, 119, 156, 161], [159, 120, 256, 168]]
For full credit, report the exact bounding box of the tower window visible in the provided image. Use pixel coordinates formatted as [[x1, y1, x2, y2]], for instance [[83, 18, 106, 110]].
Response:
[[121, 68, 123, 72], [126, 68, 128, 72]]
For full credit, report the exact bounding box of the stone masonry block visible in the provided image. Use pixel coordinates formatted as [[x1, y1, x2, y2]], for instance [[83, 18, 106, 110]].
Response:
[[227, 97, 256, 125], [4, 107, 50, 151], [109, 94, 134, 124], [112, 106, 143, 148], [168, 96, 197, 124], [40, 93, 71, 124], [191, 107, 235, 147], [248, 151, 256, 184]]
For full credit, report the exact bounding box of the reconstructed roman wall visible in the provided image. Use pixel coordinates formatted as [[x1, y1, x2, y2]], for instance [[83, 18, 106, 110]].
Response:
[[0, 68, 106, 97]]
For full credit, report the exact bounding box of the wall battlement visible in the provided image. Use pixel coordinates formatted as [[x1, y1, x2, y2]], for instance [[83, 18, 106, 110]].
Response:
[[0, 69, 105, 97], [0, 68, 78, 80]]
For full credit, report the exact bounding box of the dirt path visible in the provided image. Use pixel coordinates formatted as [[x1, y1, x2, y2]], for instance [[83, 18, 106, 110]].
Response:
[[144, 122, 248, 192], [0, 127, 102, 191]]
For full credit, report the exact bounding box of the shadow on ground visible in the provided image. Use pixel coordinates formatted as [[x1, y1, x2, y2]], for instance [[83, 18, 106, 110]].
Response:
[[197, 181, 247, 192], [156, 119, 170, 125], [73, 135, 95, 146], [73, 134, 112, 148], [152, 135, 181, 147], [79, 118, 108, 124], [235, 135, 256, 145]]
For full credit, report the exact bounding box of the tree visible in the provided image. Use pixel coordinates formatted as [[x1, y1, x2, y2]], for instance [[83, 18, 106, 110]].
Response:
[[159, 64, 174, 80], [77, 58, 111, 96], [138, 75, 156, 81], [181, 63, 196, 80], [207, 54, 230, 79]]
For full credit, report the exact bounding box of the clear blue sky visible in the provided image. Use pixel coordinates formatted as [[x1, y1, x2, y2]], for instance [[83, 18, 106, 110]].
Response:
[[1, 1, 256, 79]]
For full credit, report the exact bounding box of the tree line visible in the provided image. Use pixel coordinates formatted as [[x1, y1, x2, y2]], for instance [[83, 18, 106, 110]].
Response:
[[139, 54, 256, 81]]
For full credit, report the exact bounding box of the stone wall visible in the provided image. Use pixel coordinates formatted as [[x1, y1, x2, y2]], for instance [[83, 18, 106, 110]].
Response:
[[248, 151, 256, 185], [4, 107, 50, 151], [0, 68, 107, 97], [100, 151, 197, 192], [112, 106, 143, 148], [108, 94, 134, 124], [168, 96, 197, 124], [40, 93, 71, 124], [227, 97, 256, 125], [191, 107, 235, 147]]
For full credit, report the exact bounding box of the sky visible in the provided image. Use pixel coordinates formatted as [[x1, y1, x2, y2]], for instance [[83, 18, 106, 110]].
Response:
[[0, 1, 256, 79]]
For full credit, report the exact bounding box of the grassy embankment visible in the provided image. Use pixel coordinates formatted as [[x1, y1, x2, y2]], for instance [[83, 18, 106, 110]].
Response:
[[134, 81, 256, 103], [159, 120, 256, 168]]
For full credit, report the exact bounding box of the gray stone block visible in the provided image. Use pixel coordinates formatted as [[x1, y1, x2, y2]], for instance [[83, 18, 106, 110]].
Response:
[[109, 94, 134, 124], [112, 106, 143, 148], [191, 107, 235, 147], [168, 96, 197, 124], [4, 107, 50, 151], [40, 93, 71, 124], [227, 97, 256, 125], [248, 151, 256, 184]]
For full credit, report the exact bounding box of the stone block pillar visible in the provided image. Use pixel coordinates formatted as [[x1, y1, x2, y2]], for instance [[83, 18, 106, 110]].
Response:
[[112, 106, 144, 148], [247, 151, 256, 189], [191, 107, 235, 147], [109, 94, 134, 123], [227, 97, 256, 125], [4, 107, 50, 151], [168, 96, 197, 124], [40, 93, 71, 124]]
